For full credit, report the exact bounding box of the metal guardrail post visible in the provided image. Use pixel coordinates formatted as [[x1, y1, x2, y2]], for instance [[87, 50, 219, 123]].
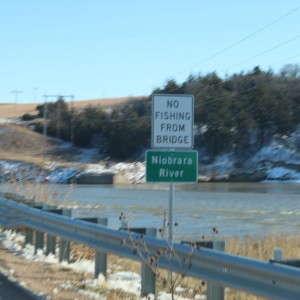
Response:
[[59, 209, 72, 262], [46, 233, 56, 255], [94, 218, 108, 278], [207, 241, 226, 300], [33, 205, 58, 254], [181, 240, 225, 300], [141, 228, 157, 297], [76, 217, 109, 278], [274, 248, 283, 261], [25, 228, 33, 245], [33, 205, 44, 254], [24, 203, 41, 246], [34, 230, 44, 254], [45, 208, 62, 255], [24, 203, 47, 252], [119, 227, 157, 296]]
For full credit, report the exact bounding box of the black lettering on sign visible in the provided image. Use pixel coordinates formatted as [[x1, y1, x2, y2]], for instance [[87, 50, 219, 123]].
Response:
[[167, 100, 179, 109]]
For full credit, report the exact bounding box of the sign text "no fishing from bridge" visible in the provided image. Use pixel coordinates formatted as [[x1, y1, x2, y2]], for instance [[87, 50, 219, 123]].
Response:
[[152, 94, 194, 149]]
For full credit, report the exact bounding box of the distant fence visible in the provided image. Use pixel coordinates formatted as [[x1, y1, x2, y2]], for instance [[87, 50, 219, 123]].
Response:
[[1, 196, 300, 299]]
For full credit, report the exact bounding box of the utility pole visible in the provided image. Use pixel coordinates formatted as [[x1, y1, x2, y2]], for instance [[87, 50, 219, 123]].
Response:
[[70, 95, 75, 146], [11, 89, 23, 118], [56, 97, 61, 139], [33, 87, 39, 103], [43, 94, 48, 146]]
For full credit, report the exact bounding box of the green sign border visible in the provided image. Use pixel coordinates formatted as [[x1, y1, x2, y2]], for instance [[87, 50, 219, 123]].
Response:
[[146, 150, 198, 183]]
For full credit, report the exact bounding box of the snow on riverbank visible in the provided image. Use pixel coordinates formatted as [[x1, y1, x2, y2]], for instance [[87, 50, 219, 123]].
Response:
[[2, 132, 300, 184], [2, 152, 300, 184], [200, 134, 300, 182], [0, 160, 146, 184], [0, 160, 79, 184]]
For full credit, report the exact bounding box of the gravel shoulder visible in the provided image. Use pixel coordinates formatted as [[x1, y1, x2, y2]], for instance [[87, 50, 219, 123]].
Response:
[[0, 241, 96, 300]]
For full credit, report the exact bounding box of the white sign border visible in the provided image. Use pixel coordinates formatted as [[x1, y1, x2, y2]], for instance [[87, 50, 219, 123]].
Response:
[[151, 94, 194, 149]]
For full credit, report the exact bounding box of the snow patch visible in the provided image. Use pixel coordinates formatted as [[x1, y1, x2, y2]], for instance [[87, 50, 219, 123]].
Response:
[[267, 167, 300, 180], [0, 230, 202, 299], [112, 162, 145, 183]]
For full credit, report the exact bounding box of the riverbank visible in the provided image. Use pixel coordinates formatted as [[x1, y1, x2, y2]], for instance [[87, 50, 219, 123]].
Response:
[[0, 159, 146, 185], [3, 91, 300, 184], [3, 157, 300, 186], [2, 121, 300, 184]]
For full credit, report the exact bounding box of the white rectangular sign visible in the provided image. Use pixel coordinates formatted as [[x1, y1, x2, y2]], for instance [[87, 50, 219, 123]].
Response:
[[152, 94, 194, 149]]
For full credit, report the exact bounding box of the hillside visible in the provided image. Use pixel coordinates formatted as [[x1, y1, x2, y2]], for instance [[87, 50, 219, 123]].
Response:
[[0, 123, 59, 163], [0, 96, 145, 119], [0, 122, 102, 166], [0, 121, 144, 184], [0, 96, 145, 164]]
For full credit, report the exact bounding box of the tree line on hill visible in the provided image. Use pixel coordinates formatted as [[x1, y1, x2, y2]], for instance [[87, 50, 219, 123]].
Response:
[[23, 64, 300, 161]]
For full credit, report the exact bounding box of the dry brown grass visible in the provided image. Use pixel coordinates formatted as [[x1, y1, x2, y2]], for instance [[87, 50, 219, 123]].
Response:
[[0, 96, 145, 119], [227, 235, 300, 260], [0, 122, 103, 166], [224, 235, 300, 299], [0, 103, 38, 118], [69, 234, 300, 299], [0, 123, 62, 164]]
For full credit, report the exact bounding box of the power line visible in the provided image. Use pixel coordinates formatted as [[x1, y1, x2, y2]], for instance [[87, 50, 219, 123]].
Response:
[[160, 43, 300, 96], [137, 5, 300, 96], [83, 52, 299, 124], [270, 53, 300, 67], [173, 6, 300, 78], [222, 34, 300, 74]]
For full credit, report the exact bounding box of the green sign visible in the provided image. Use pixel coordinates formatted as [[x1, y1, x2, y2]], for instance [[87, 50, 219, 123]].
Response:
[[146, 150, 198, 182]]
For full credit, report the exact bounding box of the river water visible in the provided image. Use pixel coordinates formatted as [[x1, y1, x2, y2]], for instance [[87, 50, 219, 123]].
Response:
[[2, 182, 300, 239]]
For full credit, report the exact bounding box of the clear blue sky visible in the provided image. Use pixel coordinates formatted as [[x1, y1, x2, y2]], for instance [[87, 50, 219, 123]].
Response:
[[1, 1, 299, 104]]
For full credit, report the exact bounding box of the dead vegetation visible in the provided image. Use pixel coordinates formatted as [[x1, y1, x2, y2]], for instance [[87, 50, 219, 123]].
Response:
[[0, 123, 61, 164], [0, 122, 100, 165], [70, 234, 300, 299]]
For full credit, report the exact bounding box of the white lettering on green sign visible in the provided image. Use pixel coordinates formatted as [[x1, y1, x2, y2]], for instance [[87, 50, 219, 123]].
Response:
[[146, 150, 198, 182], [159, 168, 184, 178], [151, 155, 193, 166]]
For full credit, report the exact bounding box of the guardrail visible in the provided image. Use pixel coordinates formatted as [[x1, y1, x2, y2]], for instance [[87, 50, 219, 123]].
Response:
[[1, 196, 300, 299]]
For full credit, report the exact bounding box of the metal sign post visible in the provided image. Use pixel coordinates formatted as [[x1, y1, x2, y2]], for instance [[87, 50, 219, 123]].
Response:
[[169, 181, 174, 241], [148, 94, 196, 241]]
